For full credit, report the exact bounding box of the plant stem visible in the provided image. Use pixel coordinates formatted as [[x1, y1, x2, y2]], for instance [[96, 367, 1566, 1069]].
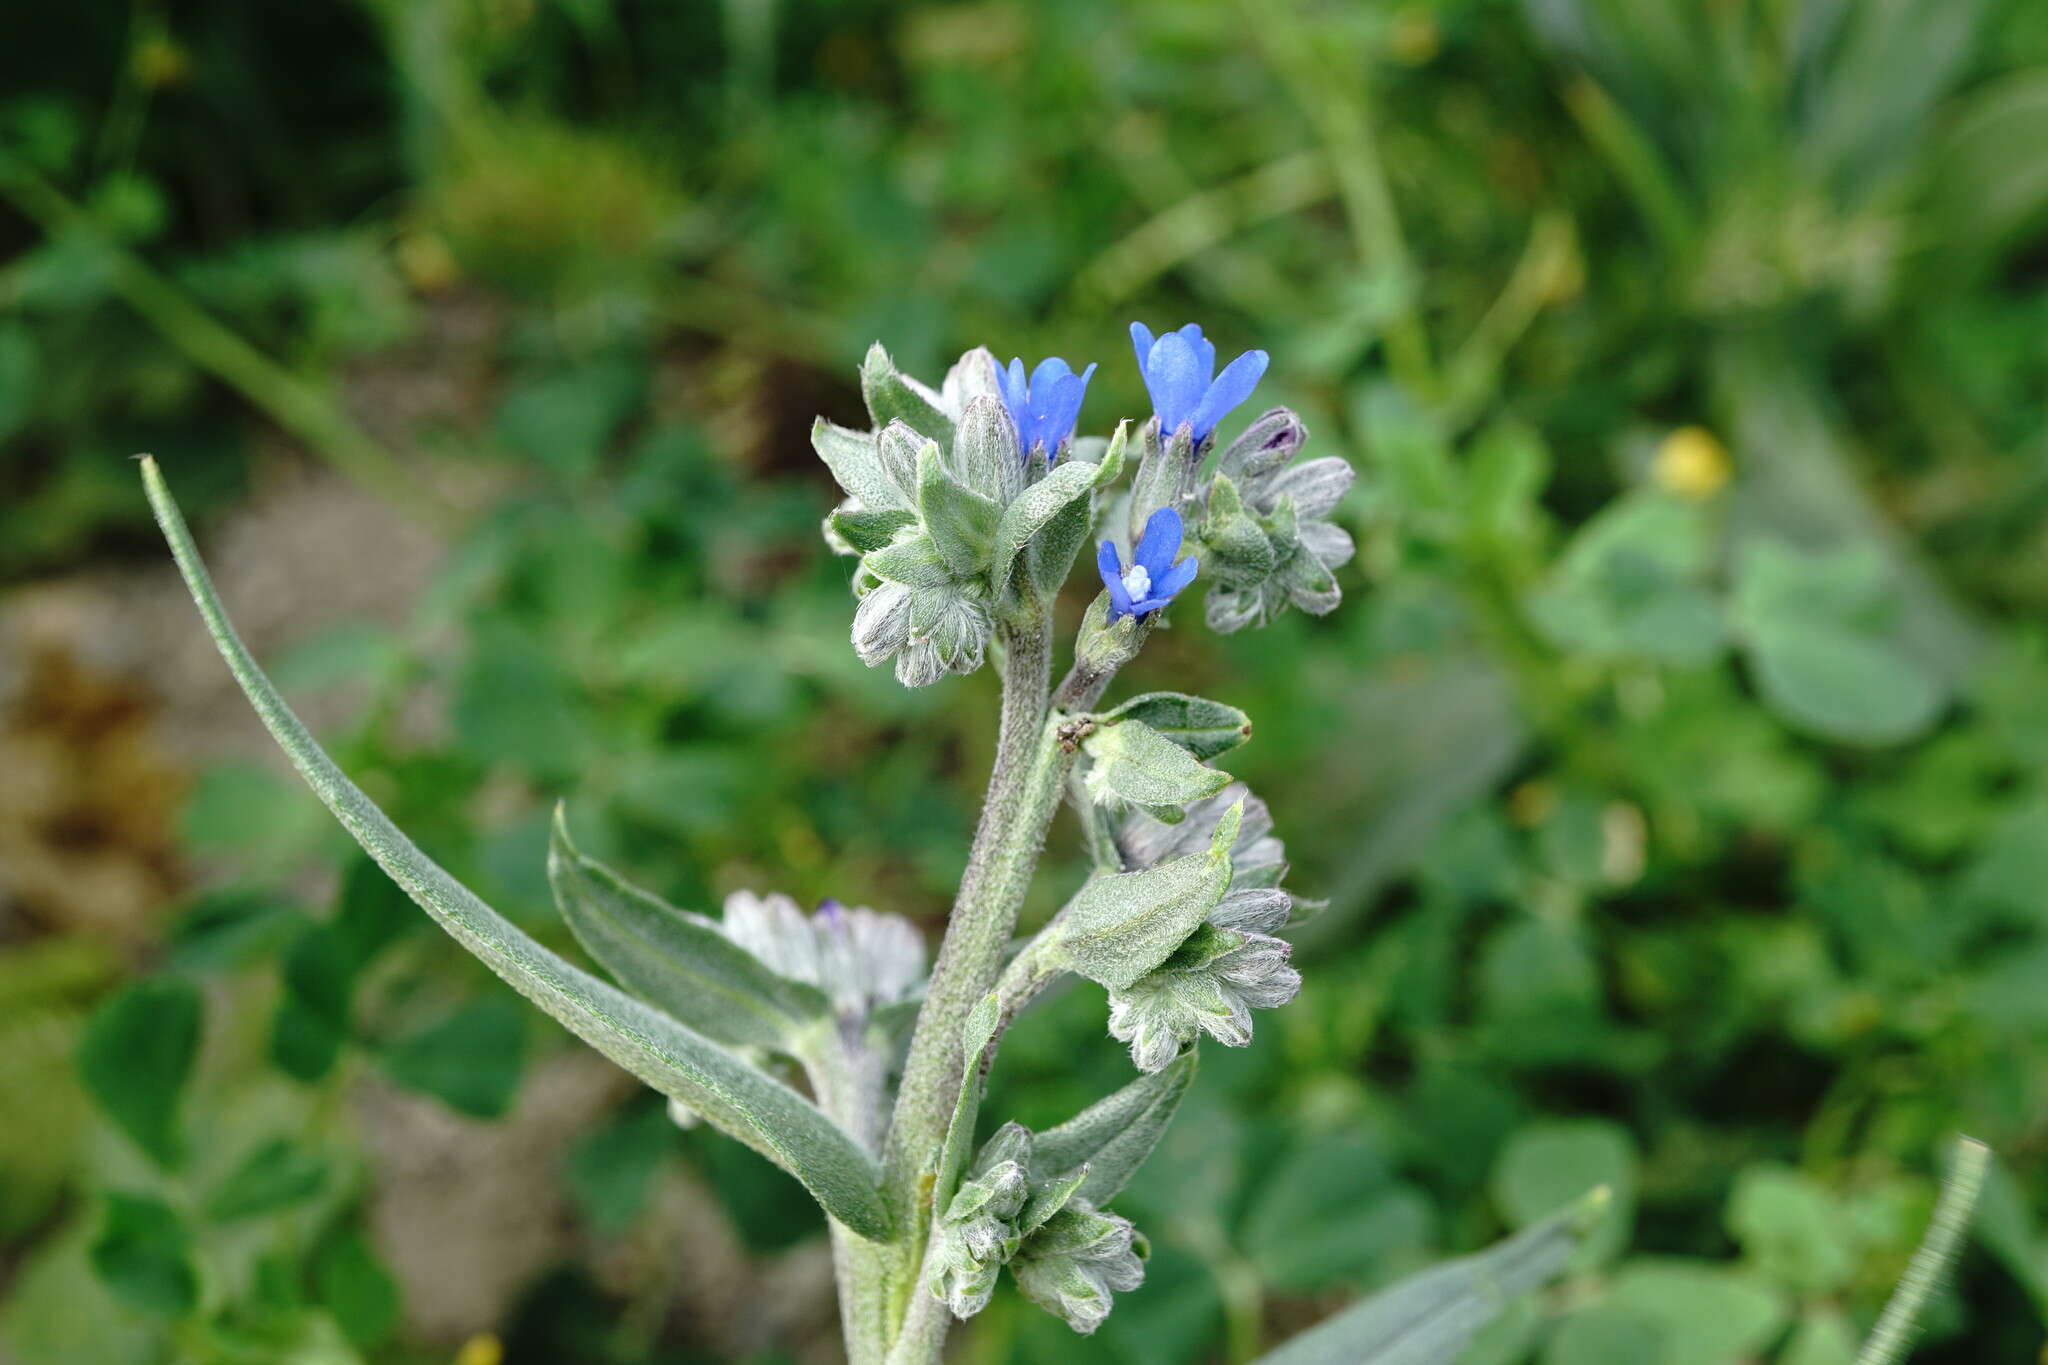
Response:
[[1856, 1137, 1991, 1365], [867, 610, 1073, 1360]]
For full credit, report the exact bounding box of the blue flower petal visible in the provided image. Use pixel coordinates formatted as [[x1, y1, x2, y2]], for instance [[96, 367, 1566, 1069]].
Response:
[[1133, 505, 1184, 577], [1143, 332, 1207, 435], [1153, 554, 1199, 601], [1171, 323, 1216, 382], [1188, 349, 1269, 443], [1029, 356, 1072, 392], [1098, 540, 1136, 619], [1130, 320, 1157, 370]]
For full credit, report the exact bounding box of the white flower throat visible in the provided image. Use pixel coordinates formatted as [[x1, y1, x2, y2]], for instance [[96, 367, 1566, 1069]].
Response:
[[1121, 563, 1152, 600]]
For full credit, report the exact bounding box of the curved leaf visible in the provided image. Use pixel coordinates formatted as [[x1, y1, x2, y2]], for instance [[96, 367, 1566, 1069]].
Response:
[[548, 811, 831, 1053], [991, 423, 1127, 598], [1032, 1048, 1196, 1205], [1253, 1192, 1604, 1365], [141, 458, 892, 1242]]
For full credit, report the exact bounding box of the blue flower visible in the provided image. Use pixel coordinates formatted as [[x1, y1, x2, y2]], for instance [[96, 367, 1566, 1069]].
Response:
[[998, 356, 1097, 458], [1130, 322, 1268, 445], [1098, 506, 1199, 621]]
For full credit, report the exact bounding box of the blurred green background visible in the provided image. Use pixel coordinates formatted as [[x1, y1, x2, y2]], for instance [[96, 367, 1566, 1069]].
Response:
[[4, 1, 2048, 1361]]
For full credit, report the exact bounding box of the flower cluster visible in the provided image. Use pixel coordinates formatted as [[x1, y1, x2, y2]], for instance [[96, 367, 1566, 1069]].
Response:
[[1106, 786, 1302, 1071], [924, 1121, 1150, 1334], [719, 891, 925, 1023], [1130, 321, 1268, 445], [817, 321, 1323, 684], [1197, 409, 1357, 632], [998, 356, 1095, 460]]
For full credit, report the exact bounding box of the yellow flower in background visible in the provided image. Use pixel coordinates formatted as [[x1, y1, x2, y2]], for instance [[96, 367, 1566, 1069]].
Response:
[[1652, 426, 1732, 500], [454, 1335, 503, 1365]]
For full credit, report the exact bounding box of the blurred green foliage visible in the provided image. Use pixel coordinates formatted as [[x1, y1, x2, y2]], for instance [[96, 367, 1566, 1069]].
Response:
[[4, 0, 2048, 1361]]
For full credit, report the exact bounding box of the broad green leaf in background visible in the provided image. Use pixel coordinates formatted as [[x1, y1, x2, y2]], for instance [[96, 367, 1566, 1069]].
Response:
[[1242, 1136, 1435, 1292], [203, 1139, 330, 1223], [1525, 491, 1725, 667], [1725, 1165, 1858, 1296], [1491, 1120, 1637, 1269], [1730, 539, 1946, 746], [1544, 1259, 1789, 1365], [313, 1230, 400, 1351], [88, 1194, 197, 1319], [141, 458, 893, 1241], [379, 994, 528, 1120], [76, 979, 202, 1170], [1253, 1193, 1605, 1365], [566, 1100, 677, 1236]]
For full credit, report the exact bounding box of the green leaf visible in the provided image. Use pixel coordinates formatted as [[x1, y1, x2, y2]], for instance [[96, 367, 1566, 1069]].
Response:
[[1742, 621, 1943, 747], [1491, 1119, 1636, 1268], [1032, 1049, 1197, 1205], [812, 418, 910, 511], [1546, 1260, 1790, 1365], [1104, 692, 1254, 762], [1048, 803, 1240, 990], [1730, 539, 1947, 746], [991, 423, 1125, 598], [566, 1101, 675, 1236], [141, 457, 892, 1242], [379, 994, 528, 1119], [313, 1231, 399, 1350], [163, 889, 306, 974], [861, 342, 954, 446], [204, 1139, 329, 1223], [1244, 1137, 1434, 1291], [828, 505, 917, 554], [1725, 1165, 1857, 1295], [89, 1194, 197, 1318], [1525, 491, 1725, 666], [934, 993, 1005, 1216], [866, 532, 954, 589], [1253, 1193, 1605, 1365], [1200, 476, 1277, 587], [76, 979, 202, 1169], [547, 809, 830, 1053], [917, 439, 1002, 576], [1083, 718, 1233, 810]]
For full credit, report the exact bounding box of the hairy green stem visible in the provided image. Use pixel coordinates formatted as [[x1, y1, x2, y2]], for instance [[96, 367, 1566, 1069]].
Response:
[[1856, 1137, 1990, 1365], [861, 610, 1075, 1361]]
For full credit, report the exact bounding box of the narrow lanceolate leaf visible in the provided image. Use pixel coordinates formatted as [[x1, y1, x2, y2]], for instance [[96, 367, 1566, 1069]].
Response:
[[918, 440, 1002, 576], [1105, 693, 1254, 762], [1047, 803, 1241, 990], [862, 342, 954, 446], [140, 458, 892, 1242], [935, 994, 1004, 1212], [1084, 718, 1233, 810], [991, 423, 1127, 599], [548, 810, 831, 1053], [1032, 1048, 1196, 1205], [1253, 1192, 1606, 1365], [812, 418, 909, 512]]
